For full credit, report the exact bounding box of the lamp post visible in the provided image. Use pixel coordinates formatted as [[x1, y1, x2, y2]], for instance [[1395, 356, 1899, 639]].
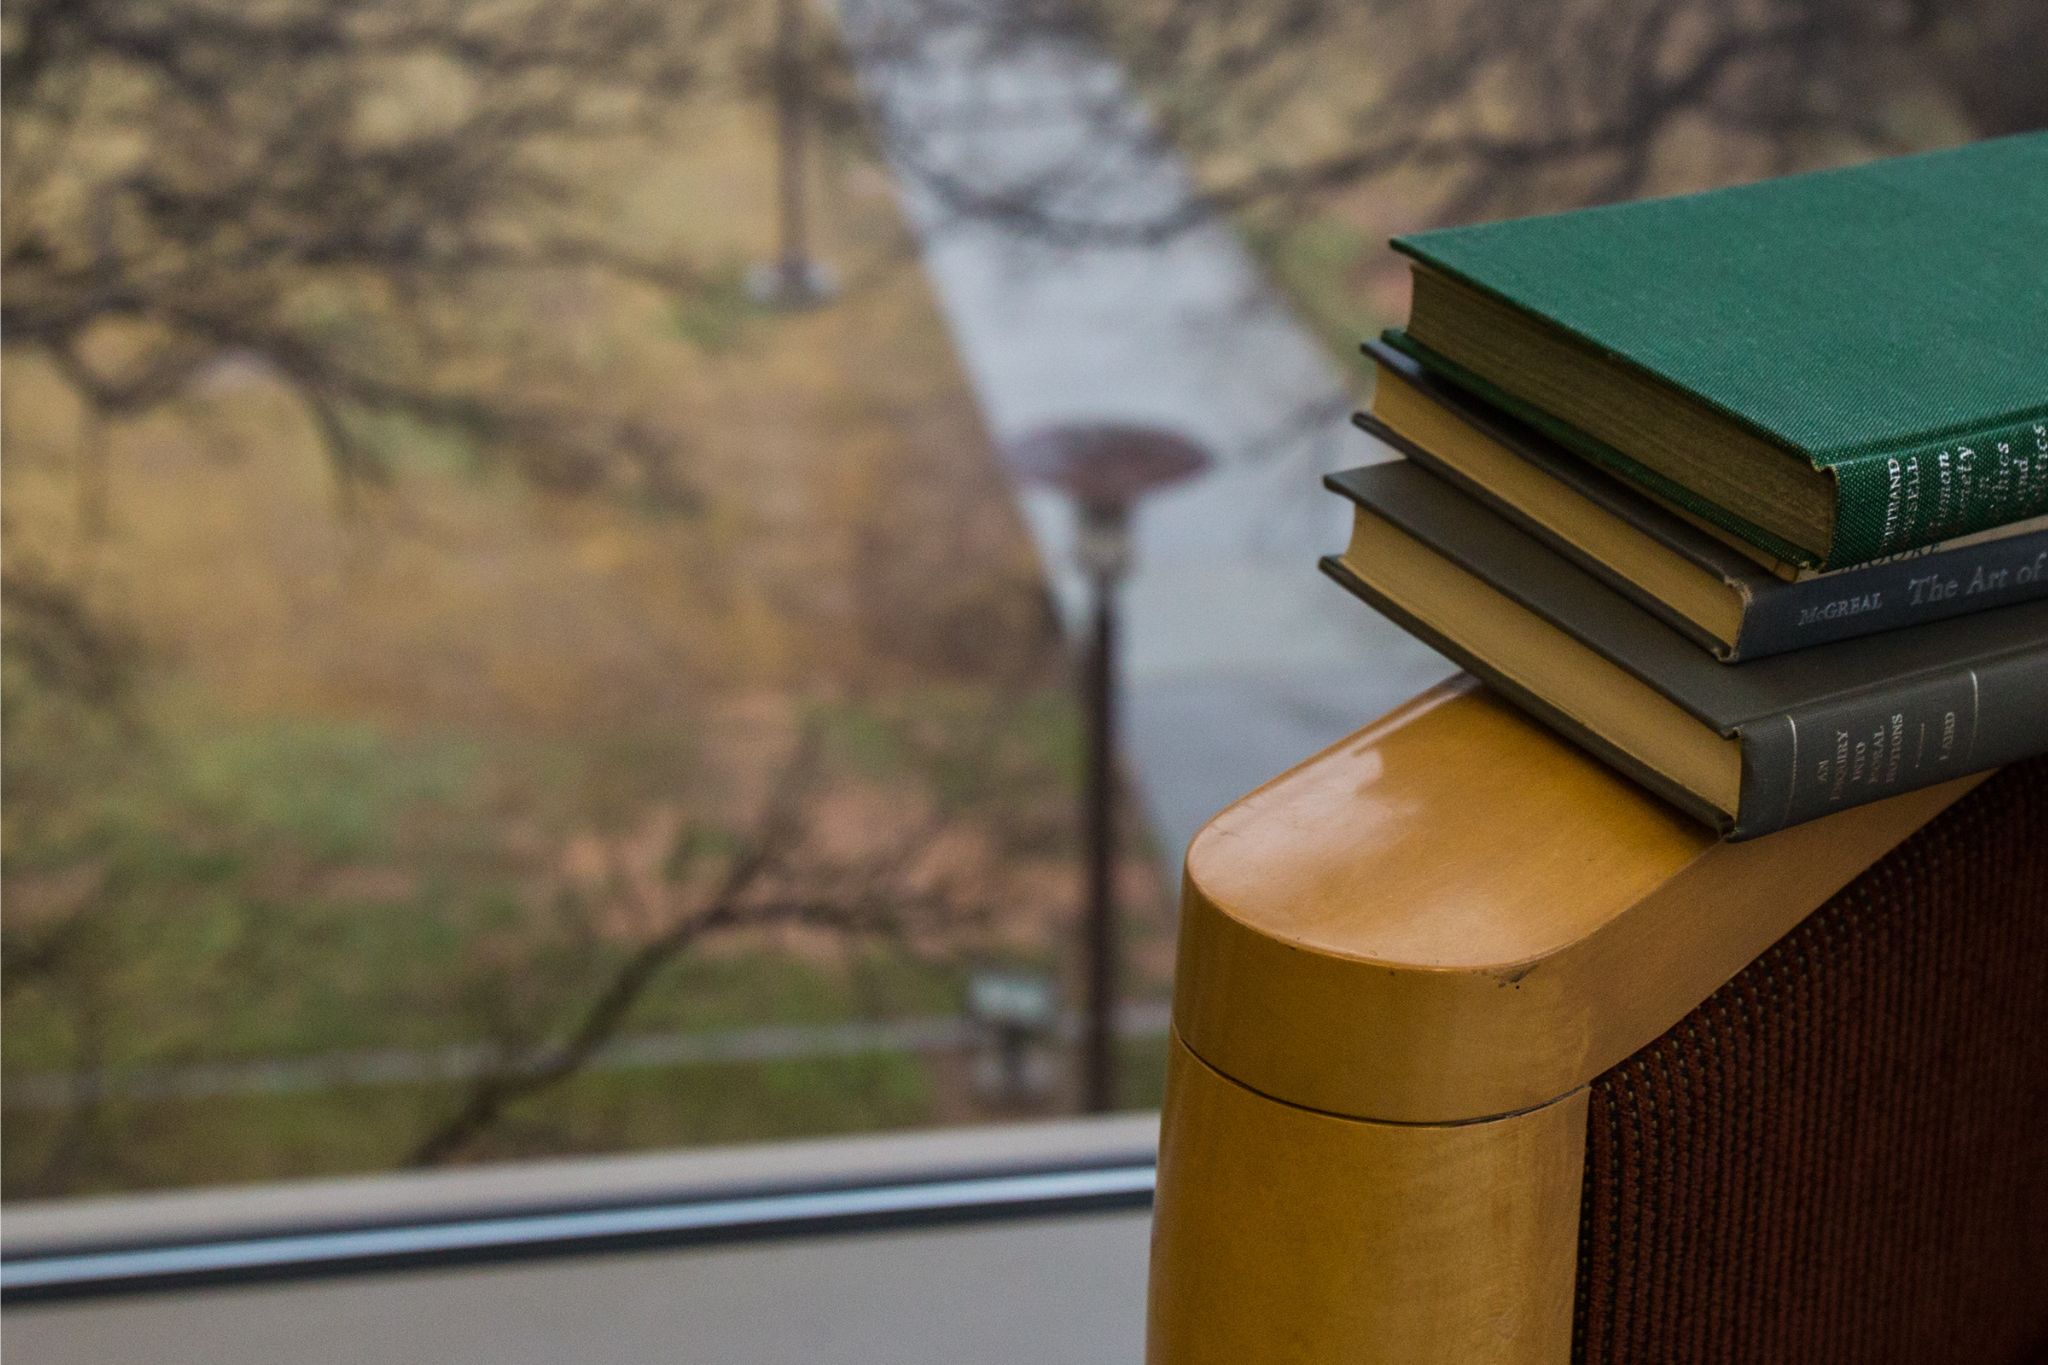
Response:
[[1004, 425, 1211, 1113], [747, 0, 834, 308]]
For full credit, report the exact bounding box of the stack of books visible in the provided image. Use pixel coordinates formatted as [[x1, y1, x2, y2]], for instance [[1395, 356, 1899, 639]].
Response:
[[1324, 132, 2048, 839]]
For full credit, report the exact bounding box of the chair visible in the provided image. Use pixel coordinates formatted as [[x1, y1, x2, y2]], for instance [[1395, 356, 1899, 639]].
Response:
[[1146, 677, 2048, 1364]]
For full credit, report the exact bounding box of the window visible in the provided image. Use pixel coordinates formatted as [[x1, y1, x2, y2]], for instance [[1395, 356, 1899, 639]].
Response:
[[4, 0, 2028, 1238]]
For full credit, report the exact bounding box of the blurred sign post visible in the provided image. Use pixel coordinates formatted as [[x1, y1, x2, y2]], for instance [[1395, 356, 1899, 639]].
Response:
[[967, 968, 1059, 1105], [1003, 425, 1211, 1112]]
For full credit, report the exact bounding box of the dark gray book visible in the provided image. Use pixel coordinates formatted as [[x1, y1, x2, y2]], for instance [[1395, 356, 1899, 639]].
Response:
[[1362, 341, 2048, 662], [1322, 462, 2048, 839]]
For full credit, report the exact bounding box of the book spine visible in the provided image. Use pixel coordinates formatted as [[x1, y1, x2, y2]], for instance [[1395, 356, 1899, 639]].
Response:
[[1734, 649, 2048, 838], [1734, 534, 2048, 660], [1826, 416, 2048, 568]]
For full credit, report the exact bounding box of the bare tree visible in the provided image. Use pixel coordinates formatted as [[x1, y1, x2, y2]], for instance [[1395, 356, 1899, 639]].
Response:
[[10, 0, 2040, 487], [0, 0, 1105, 1188], [406, 671, 1069, 1166], [851, 0, 2047, 244], [2, 0, 743, 502]]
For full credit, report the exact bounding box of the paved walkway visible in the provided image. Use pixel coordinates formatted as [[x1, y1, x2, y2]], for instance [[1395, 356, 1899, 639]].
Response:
[[840, 0, 1451, 866]]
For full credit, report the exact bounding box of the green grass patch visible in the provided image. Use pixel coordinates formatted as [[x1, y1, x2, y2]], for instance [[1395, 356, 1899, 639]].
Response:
[[668, 260, 757, 353], [2, 653, 1119, 1197], [811, 686, 1085, 814], [168, 714, 483, 862], [1, 1051, 942, 1197]]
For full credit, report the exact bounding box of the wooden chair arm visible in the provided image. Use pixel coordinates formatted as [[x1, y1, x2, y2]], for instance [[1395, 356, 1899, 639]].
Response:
[[1148, 676, 1980, 1363]]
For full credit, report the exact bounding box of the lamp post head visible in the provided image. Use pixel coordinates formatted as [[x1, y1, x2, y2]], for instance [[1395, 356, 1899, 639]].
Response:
[[1002, 424, 1212, 583]]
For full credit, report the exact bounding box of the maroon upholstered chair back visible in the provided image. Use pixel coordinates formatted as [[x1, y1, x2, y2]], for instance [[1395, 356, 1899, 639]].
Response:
[[1574, 757, 2048, 1364]]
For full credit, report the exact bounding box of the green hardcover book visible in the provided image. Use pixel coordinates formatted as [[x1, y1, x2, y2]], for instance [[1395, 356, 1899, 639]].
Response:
[[1387, 133, 2048, 571], [1322, 462, 2048, 839]]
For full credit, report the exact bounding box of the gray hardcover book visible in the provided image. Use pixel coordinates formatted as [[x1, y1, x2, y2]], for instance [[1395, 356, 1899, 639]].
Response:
[[1362, 341, 2048, 662], [1323, 462, 2048, 838]]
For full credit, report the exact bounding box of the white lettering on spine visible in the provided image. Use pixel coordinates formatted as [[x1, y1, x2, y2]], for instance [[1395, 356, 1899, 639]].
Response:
[[1797, 591, 1882, 626]]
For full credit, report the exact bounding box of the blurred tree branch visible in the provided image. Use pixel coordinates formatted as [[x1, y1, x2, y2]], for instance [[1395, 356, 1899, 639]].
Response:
[[404, 670, 1059, 1165], [2, 0, 744, 501], [853, 0, 2047, 245]]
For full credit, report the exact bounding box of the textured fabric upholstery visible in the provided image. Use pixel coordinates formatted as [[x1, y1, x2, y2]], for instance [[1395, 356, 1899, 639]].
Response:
[[1574, 758, 2048, 1364]]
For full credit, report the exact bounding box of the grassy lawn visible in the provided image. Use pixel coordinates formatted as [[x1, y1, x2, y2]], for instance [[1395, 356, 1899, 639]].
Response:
[[4, 1032, 1173, 1196], [3, 1048, 943, 1197], [1, 16, 1172, 1198], [4, 1052, 941, 1196]]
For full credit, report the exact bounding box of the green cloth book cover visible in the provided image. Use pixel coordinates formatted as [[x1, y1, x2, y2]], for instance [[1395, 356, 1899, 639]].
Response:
[[1388, 133, 2048, 569]]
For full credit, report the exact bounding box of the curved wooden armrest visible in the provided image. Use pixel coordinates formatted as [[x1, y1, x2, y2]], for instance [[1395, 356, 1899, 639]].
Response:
[[1149, 675, 1981, 1364]]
